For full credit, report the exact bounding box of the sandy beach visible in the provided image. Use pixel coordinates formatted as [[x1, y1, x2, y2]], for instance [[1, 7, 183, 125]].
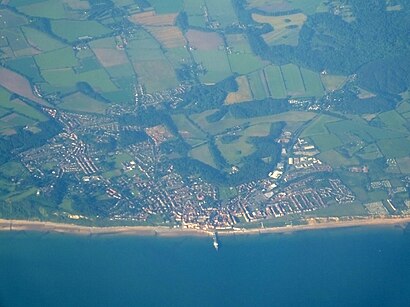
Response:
[[1, 216, 410, 237]]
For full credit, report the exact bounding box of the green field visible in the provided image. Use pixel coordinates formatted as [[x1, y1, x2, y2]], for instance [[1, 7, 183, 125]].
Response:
[[35, 47, 78, 70], [378, 110, 407, 132], [42, 68, 117, 92], [321, 74, 347, 92], [205, 0, 238, 27], [12, 0, 68, 19], [193, 50, 232, 84], [21, 26, 66, 52], [59, 92, 109, 114], [310, 134, 342, 151], [149, 0, 183, 13], [189, 143, 217, 168], [300, 68, 324, 97], [319, 150, 359, 168], [51, 20, 112, 42], [172, 114, 207, 146], [248, 71, 268, 100], [216, 135, 255, 165], [6, 56, 43, 82], [264, 65, 287, 98], [301, 115, 340, 137], [377, 138, 410, 158], [281, 64, 305, 96]]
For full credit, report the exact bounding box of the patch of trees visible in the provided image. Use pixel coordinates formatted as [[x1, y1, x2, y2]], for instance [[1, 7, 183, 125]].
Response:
[[176, 11, 189, 32], [76, 83, 110, 103], [119, 130, 149, 147], [228, 98, 289, 118], [180, 84, 227, 113], [357, 56, 410, 95], [0, 119, 62, 164], [160, 138, 191, 156], [119, 107, 178, 135]]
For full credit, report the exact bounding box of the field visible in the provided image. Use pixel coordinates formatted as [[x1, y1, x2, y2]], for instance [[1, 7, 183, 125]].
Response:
[[319, 150, 359, 168], [34, 47, 78, 70], [225, 76, 253, 104], [281, 64, 305, 96], [126, 30, 179, 92], [300, 68, 324, 97], [310, 134, 343, 151], [59, 92, 109, 114], [190, 110, 316, 136], [377, 138, 410, 159], [377, 110, 407, 132], [301, 115, 341, 137], [186, 30, 224, 50], [192, 50, 232, 84], [252, 13, 307, 46], [0, 67, 48, 106], [21, 26, 65, 52], [148, 0, 183, 14], [264, 65, 287, 98], [172, 114, 207, 146], [205, 0, 238, 27], [146, 26, 186, 48], [216, 136, 256, 165], [129, 11, 177, 26], [321, 74, 348, 92], [246, 0, 324, 15], [50, 20, 112, 42], [248, 71, 269, 100], [189, 144, 217, 168]]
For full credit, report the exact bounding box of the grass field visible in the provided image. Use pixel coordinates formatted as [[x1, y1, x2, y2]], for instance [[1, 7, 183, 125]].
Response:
[[193, 50, 232, 84], [252, 12, 307, 46], [228, 53, 266, 75], [0, 97, 47, 122], [225, 76, 252, 104], [216, 135, 255, 165], [281, 64, 305, 96], [378, 110, 407, 132], [133, 59, 179, 92], [264, 65, 287, 98], [191, 110, 316, 136], [35, 47, 78, 70], [59, 92, 108, 114], [172, 114, 207, 145], [21, 26, 66, 52], [300, 68, 324, 97], [310, 134, 342, 151], [51, 20, 112, 42], [0, 67, 48, 106], [6, 56, 43, 83], [321, 74, 347, 92], [189, 143, 217, 168], [356, 144, 383, 160], [301, 114, 340, 137], [149, 0, 183, 13], [11, 0, 67, 19], [42, 68, 118, 92], [319, 150, 359, 168], [248, 71, 269, 100], [205, 0, 238, 27], [377, 138, 410, 159]]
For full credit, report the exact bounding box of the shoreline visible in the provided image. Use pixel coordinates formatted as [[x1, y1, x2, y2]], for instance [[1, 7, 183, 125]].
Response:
[[1, 216, 410, 237]]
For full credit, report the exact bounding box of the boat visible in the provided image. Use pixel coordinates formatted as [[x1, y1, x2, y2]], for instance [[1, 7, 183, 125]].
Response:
[[212, 232, 219, 251]]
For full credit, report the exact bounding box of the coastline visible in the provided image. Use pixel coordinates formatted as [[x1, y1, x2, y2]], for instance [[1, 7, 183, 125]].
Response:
[[1, 216, 410, 237]]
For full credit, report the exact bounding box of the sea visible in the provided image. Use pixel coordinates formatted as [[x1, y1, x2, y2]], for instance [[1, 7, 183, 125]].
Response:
[[1, 226, 410, 307]]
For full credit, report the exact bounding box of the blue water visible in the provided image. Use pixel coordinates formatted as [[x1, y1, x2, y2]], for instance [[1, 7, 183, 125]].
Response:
[[1, 226, 410, 307]]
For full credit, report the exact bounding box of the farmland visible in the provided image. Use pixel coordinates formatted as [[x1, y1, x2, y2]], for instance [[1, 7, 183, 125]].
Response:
[[0, 0, 409, 227]]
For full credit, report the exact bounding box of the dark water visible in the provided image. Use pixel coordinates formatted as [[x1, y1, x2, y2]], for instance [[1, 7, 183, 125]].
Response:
[[1, 227, 410, 307]]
